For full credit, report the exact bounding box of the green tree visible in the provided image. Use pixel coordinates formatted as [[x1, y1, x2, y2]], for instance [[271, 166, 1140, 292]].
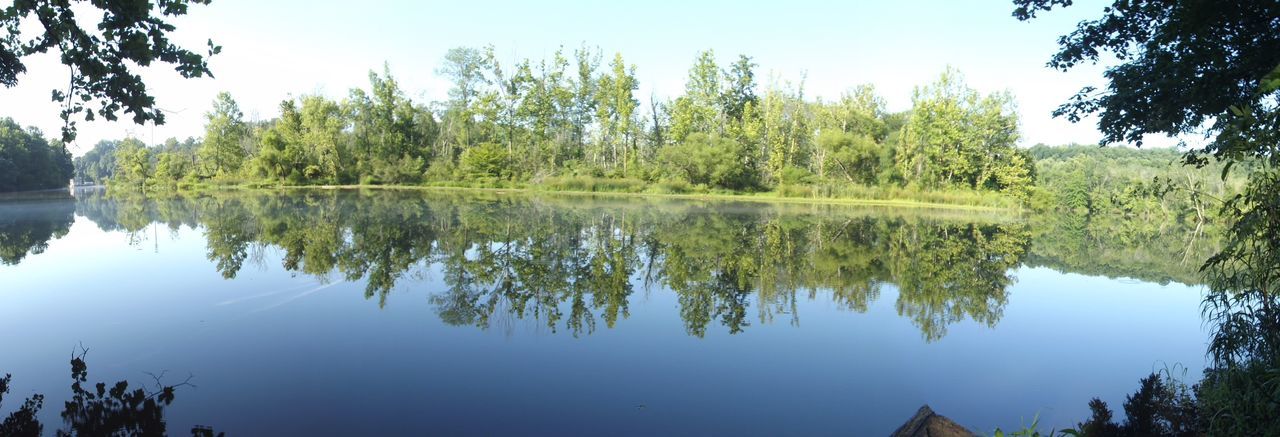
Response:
[[199, 92, 247, 175], [816, 131, 880, 184], [669, 50, 723, 142], [0, 118, 73, 192], [459, 142, 511, 181], [760, 80, 812, 183], [594, 53, 639, 173], [298, 95, 348, 183], [252, 100, 304, 181], [350, 65, 434, 182], [111, 138, 151, 189], [151, 151, 189, 187], [721, 55, 764, 176], [73, 140, 121, 184], [437, 47, 490, 160], [721, 55, 759, 125], [569, 46, 600, 156], [896, 68, 1022, 191], [817, 85, 888, 140]]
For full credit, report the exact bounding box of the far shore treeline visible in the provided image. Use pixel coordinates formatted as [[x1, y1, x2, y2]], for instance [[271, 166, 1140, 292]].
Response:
[[0, 118, 74, 193], [3, 46, 1248, 219]]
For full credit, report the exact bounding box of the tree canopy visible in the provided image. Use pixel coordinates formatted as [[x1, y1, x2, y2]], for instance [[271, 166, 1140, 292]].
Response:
[[0, 0, 219, 141]]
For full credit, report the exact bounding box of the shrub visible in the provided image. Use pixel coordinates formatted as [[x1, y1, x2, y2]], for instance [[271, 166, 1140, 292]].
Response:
[[540, 176, 646, 193], [1064, 372, 1199, 437], [460, 143, 511, 181], [651, 178, 695, 194], [424, 160, 458, 182], [657, 133, 759, 190], [779, 165, 816, 185], [776, 184, 814, 198], [303, 165, 322, 181]]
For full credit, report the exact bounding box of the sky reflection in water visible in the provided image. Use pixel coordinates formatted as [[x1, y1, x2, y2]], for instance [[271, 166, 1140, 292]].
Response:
[[0, 189, 1207, 435]]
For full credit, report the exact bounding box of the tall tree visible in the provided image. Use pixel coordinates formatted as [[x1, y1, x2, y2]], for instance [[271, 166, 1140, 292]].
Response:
[[594, 53, 639, 172], [349, 64, 435, 182], [570, 46, 601, 156], [669, 50, 722, 142], [721, 55, 759, 125], [437, 47, 490, 160], [111, 137, 151, 188], [896, 68, 1021, 191], [73, 140, 121, 184], [199, 92, 247, 175], [722, 55, 763, 172], [298, 95, 347, 182]]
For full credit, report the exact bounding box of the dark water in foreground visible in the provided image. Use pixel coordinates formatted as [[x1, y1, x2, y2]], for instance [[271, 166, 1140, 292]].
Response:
[[0, 189, 1207, 435]]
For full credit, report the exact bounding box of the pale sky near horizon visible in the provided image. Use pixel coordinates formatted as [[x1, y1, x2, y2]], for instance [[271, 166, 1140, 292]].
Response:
[[0, 0, 1170, 157]]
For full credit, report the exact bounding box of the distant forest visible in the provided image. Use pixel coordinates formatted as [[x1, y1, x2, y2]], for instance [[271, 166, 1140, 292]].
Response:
[[0, 118, 73, 193]]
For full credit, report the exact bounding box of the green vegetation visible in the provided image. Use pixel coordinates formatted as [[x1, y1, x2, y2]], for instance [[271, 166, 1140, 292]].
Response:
[[0, 118, 73, 193], [1015, 0, 1280, 434], [63, 48, 1038, 208], [1023, 144, 1240, 286], [1030, 144, 1244, 225], [76, 189, 1030, 340], [55, 188, 1211, 341], [993, 372, 1198, 437]]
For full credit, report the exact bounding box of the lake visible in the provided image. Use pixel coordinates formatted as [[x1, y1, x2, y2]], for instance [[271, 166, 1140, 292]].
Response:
[[0, 189, 1209, 435]]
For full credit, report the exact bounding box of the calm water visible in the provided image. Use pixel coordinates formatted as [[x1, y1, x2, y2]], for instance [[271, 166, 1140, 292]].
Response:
[[0, 189, 1208, 435]]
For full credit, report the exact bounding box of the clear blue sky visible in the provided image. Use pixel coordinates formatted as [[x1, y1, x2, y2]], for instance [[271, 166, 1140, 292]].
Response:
[[2, 0, 1152, 155]]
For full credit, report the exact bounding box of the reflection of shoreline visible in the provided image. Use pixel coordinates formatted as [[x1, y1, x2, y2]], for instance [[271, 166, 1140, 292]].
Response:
[[60, 189, 1027, 342], [4, 189, 1211, 339], [167, 183, 1025, 213], [1023, 213, 1215, 287], [0, 188, 75, 201], [0, 194, 76, 265]]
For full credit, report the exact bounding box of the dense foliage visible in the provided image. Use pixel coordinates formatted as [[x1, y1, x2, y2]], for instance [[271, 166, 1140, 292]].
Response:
[[70, 49, 1035, 204], [0, 118, 73, 193], [1030, 144, 1244, 228]]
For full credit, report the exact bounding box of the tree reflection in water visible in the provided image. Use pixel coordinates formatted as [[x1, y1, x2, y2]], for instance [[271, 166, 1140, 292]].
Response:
[[64, 189, 1044, 342], [0, 196, 75, 265]]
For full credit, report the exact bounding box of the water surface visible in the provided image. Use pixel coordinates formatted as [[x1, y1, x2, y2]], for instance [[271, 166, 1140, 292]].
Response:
[[0, 189, 1208, 435]]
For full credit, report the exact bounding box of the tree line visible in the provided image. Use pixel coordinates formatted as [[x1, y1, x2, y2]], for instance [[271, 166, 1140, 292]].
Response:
[[0, 118, 73, 193], [1029, 143, 1245, 228], [64, 47, 1034, 201]]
